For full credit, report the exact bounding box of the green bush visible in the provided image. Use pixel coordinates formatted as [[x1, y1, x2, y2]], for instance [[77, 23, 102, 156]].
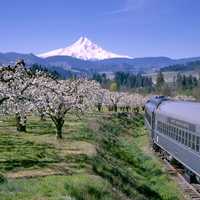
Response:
[[91, 114, 181, 200], [64, 176, 113, 200], [0, 174, 7, 184]]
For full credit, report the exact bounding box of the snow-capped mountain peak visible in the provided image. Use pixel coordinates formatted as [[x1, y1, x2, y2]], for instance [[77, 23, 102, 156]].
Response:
[[74, 37, 93, 46], [38, 37, 131, 60]]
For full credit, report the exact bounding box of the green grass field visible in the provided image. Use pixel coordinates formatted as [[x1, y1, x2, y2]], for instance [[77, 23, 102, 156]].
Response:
[[0, 112, 184, 200]]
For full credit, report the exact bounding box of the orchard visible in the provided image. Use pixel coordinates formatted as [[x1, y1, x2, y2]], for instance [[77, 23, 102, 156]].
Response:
[[0, 60, 147, 139]]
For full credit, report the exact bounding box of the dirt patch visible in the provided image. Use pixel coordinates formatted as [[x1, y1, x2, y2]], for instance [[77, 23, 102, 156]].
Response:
[[26, 134, 96, 157], [5, 162, 75, 179], [6, 168, 66, 179], [87, 118, 100, 132]]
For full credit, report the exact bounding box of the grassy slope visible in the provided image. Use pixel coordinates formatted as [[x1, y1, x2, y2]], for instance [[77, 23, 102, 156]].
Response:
[[0, 113, 183, 200]]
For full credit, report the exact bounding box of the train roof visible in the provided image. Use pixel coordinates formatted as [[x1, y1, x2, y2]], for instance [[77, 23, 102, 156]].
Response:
[[145, 96, 169, 112], [157, 100, 200, 125]]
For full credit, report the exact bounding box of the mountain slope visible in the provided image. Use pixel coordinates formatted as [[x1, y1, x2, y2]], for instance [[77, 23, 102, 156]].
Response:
[[1, 51, 200, 76], [45, 56, 175, 73], [0, 52, 48, 66], [38, 37, 131, 60]]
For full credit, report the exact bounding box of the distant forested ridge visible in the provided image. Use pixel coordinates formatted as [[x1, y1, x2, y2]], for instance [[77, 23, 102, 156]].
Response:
[[1, 51, 200, 75], [92, 72, 153, 92], [30, 64, 75, 79], [161, 60, 200, 72], [114, 72, 153, 90]]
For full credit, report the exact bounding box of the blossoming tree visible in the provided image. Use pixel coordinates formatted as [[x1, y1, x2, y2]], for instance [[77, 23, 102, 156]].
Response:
[[32, 78, 100, 139]]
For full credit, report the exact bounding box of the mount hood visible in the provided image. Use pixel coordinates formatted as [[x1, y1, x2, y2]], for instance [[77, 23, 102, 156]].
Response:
[[38, 37, 131, 60]]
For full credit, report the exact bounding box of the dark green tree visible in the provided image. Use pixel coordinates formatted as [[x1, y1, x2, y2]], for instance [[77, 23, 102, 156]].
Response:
[[156, 71, 165, 90]]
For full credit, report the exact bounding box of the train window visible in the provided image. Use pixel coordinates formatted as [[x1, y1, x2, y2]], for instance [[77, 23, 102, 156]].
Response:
[[157, 121, 159, 130], [192, 135, 196, 150], [178, 130, 182, 142], [171, 126, 173, 138], [173, 127, 176, 135], [163, 123, 165, 134], [168, 126, 171, 136], [166, 124, 168, 135], [175, 128, 179, 141], [163, 122, 165, 132], [171, 126, 174, 138], [181, 131, 185, 144], [156, 121, 159, 131], [157, 121, 165, 134], [173, 128, 175, 139], [172, 127, 176, 139], [159, 122, 161, 132], [166, 124, 169, 136], [188, 134, 192, 148], [160, 122, 162, 132], [196, 136, 200, 152], [161, 122, 163, 133], [185, 132, 188, 146]]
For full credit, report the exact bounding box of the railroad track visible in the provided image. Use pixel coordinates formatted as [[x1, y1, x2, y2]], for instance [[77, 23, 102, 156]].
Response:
[[193, 184, 200, 193], [163, 159, 200, 200]]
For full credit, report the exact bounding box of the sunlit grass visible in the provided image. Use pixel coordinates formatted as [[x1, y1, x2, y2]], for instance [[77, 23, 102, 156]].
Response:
[[0, 112, 184, 200], [0, 175, 115, 200]]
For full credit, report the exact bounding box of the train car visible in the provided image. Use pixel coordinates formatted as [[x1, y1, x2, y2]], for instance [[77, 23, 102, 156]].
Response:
[[145, 96, 200, 183]]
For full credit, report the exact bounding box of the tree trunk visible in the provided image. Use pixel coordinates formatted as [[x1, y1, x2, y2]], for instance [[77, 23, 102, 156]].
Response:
[[16, 113, 27, 132], [108, 105, 113, 112], [53, 118, 64, 139], [114, 104, 118, 112], [134, 107, 139, 114], [97, 103, 102, 112], [40, 113, 46, 121], [56, 125, 63, 139], [126, 106, 130, 112]]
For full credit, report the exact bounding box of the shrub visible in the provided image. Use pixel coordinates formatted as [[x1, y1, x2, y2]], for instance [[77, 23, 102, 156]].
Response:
[[0, 173, 7, 184]]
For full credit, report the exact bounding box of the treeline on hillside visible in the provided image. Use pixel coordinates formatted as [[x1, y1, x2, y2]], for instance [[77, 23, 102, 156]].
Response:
[[176, 73, 198, 90], [155, 71, 200, 99], [92, 72, 153, 92], [30, 64, 62, 79], [92, 70, 200, 99], [91, 73, 110, 88], [161, 60, 200, 72], [30, 64, 76, 79], [114, 72, 153, 90]]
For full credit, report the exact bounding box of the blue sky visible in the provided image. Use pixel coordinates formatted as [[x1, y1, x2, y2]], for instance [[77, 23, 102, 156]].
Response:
[[0, 0, 200, 58]]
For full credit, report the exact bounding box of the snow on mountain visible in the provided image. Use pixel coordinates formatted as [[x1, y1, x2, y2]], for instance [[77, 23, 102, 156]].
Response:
[[38, 37, 132, 60]]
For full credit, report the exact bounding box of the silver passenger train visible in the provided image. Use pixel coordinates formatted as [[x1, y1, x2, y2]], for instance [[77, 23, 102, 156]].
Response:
[[145, 96, 200, 183]]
